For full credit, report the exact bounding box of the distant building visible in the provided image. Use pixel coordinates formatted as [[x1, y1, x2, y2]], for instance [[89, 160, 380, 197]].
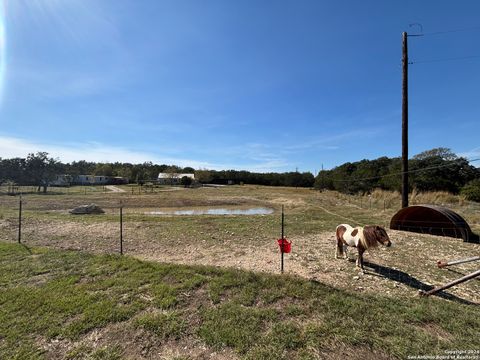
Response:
[[157, 173, 195, 185], [74, 175, 109, 185], [51, 175, 128, 186], [50, 175, 72, 186], [109, 176, 129, 185]]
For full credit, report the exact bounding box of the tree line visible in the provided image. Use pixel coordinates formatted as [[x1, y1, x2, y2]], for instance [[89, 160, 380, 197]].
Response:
[[195, 169, 315, 187], [0, 152, 315, 189], [1, 148, 478, 195], [314, 148, 479, 196]]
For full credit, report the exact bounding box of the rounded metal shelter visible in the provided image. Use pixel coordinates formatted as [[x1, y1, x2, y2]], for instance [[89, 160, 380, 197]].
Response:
[[390, 205, 479, 243]]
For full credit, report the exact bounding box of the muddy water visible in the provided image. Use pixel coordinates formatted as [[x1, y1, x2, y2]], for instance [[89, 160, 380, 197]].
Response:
[[147, 207, 274, 216]]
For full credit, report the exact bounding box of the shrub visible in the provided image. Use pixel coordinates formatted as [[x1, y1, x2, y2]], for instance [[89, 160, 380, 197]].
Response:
[[180, 176, 193, 187], [461, 179, 480, 202]]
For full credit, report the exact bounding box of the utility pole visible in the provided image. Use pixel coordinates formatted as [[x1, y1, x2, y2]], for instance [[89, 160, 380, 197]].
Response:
[[321, 164, 324, 189], [402, 31, 409, 208]]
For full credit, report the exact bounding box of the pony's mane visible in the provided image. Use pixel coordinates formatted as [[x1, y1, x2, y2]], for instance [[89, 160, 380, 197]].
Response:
[[360, 226, 381, 249]]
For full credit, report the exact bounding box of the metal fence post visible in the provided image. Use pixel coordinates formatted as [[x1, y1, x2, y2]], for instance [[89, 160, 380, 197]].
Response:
[[281, 205, 284, 274], [120, 203, 123, 255], [18, 194, 22, 243]]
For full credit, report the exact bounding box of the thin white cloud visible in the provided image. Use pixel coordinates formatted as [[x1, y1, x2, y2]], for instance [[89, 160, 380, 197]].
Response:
[[8, 66, 127, 100], [457, 146, 480, 162], [0, 135, 203, 167], [282, 127, 385, 152], [0, 135, 290, 172], [8, 0, 121, 46], [202, 142, 291, 170], [247, 160, 291, 173]]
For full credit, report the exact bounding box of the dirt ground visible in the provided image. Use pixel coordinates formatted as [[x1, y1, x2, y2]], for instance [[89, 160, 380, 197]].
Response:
[[1, 186, 479, 305], [1, 216, 478, 305], [139, 229, 480, 305], [2, 187, 479, 360]]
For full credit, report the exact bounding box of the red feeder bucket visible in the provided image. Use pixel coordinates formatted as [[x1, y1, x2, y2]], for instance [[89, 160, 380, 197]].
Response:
[[277, 238, 292, 253]]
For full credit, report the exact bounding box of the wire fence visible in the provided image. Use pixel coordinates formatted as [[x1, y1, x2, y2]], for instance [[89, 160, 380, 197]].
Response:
[[2, 192, 476, 254], [1, 189, 480, 305], [0, 197, 124, 256]]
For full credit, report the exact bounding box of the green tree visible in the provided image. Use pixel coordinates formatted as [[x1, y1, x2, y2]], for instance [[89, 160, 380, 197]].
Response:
[[461, 179, 480, 202], [66, 160, 96, 176], [26, 152, 60, 193], [413, 147, 457, 161], [183, 167, 195, 173], [195, 169, 213, 183], [410, 153, 475, 193], [0, 158, 27, 184], [180, 176, 193, 187], [94, 163, 114, 177]]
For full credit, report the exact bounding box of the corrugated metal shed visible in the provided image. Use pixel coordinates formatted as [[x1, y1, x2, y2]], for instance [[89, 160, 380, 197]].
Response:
[[390, 205, 479, 243]]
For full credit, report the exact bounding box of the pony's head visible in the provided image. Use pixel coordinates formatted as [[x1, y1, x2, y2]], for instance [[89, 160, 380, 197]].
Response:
[[362, 225, 391, 249]]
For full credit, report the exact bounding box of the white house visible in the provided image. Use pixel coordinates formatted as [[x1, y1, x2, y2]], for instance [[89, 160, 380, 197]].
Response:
[[50, 175, 72, 186], [50, 175, 128, 186], [73, 175, 109, 185], [157, 173, 195, 185]]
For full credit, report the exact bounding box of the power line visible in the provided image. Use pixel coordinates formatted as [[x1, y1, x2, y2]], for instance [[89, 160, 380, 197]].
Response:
[[422, 26, 480, 36], [410, 55, 480, 64], [324, 158, 480, 184]]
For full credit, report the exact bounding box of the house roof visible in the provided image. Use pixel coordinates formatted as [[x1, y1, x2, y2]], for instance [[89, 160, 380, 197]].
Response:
[[158, 173, 195, 179]]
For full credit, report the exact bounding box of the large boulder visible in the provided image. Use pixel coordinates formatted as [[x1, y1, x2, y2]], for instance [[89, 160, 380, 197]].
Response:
[[69, 203, 105, 215]]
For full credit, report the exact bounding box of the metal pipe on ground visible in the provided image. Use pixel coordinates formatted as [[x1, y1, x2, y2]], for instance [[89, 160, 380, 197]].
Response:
[[419, 269, 480, 297], [437, 256, 480, 268]]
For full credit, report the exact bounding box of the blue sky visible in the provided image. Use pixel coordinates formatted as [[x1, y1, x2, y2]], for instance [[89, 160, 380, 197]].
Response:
[[0, 0, 479, 173]]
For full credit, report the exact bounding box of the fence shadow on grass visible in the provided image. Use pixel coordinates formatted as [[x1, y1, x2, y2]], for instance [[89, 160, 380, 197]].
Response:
[[363, 261, 478, 306]]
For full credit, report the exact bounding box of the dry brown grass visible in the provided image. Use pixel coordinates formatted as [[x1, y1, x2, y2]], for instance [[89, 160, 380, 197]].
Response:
[[1, 185, 479, 305]]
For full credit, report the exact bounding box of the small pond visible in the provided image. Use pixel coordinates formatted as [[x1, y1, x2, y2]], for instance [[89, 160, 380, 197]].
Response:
[[147, 207, 274, 216]]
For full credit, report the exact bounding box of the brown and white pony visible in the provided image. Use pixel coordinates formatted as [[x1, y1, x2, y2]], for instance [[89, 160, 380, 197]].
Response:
[[335, 224, 391, 272]]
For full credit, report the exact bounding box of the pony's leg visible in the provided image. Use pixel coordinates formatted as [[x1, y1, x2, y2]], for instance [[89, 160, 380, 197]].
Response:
[[335, 238, 344, 259], [356, 247, 365, 273], [343, 245, 348, 259]]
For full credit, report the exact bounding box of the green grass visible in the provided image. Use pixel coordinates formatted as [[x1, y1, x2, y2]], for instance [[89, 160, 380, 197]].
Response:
[[1, 185, 479, 358], [0, 242, 479, 359], [1, 185, 478, 235], [135, 311, 186, 340]]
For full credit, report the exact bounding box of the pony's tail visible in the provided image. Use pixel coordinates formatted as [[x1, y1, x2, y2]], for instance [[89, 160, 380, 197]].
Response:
[[359, 232, 368, 250]]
